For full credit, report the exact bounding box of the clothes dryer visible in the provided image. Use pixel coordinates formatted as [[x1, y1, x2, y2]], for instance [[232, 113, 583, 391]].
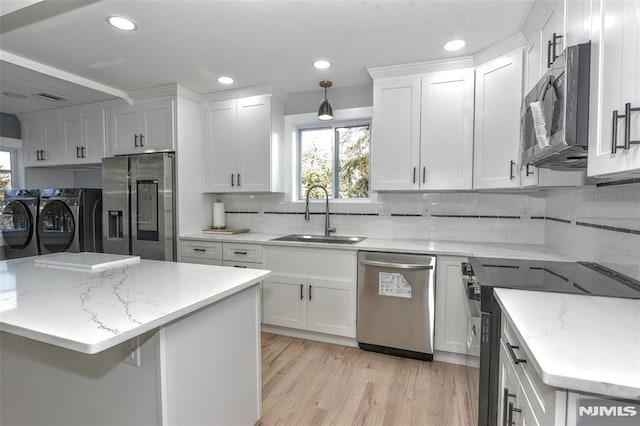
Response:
[[1, 189, 40, 258]]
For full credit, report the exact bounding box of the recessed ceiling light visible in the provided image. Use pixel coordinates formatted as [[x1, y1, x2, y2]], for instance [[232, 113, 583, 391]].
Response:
[[313, 60, 332, 70], [217, 76, 234, 85], [107, 16, 137, 31], [443, 39, 466, 52]]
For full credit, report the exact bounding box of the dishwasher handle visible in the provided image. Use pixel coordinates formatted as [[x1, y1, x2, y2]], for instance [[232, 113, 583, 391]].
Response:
[[359, 259, 434, 270]]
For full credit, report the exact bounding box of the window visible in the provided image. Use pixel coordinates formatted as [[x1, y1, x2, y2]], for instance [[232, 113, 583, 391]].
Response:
[[298, 124, 370, 200], [0, 150, 13, 191]]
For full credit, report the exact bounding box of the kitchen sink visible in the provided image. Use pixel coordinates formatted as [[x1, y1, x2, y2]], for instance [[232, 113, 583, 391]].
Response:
[[270, 234, 366, 245]]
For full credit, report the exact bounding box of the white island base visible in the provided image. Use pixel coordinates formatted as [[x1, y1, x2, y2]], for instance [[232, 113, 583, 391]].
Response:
[[1, 284, 262, 426]]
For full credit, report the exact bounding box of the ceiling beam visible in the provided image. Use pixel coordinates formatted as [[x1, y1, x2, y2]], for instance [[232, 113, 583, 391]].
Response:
[[0, 50, 133, 104], [0, 0, 102, 32]]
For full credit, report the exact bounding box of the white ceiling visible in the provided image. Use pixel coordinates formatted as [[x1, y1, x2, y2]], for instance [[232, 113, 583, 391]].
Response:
[[0, 0, 535, 114]]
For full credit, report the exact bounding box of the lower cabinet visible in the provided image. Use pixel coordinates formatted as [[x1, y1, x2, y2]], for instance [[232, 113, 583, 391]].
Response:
[[179, 239, 263, 269], [262, 246, 357, 338], [434, 256, 478, 355]]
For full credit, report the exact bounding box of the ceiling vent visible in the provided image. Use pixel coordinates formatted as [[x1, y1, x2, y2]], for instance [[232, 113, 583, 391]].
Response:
[[32, 92, 67, 102]]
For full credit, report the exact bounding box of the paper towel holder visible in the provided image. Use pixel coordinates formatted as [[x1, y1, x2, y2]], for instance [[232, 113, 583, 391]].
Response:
[[212, 199, 226, 229]]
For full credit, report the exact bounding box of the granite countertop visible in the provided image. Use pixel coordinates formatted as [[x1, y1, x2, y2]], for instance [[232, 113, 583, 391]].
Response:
[[180, 232, 572, 261], [494, 288, 640, 400], [0, 254, 270, 354]]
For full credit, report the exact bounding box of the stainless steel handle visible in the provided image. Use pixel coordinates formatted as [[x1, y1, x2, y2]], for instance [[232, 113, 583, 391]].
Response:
[[36, 150, 41, 161], [612, 108, 627, 154], [508, 402, 521, 425], [503, 388, 516, 426], [233, 250, 248, 255], [231, 173, 235, 187], [359, 259, 434, 270], [624, 102, 640, 150], [140, 134, 145, 147], [506, 343, 526, 364], [135, 134, 139, 147], [509, 160, 515, 180], [232, 265, 247, 268], [551, 32, 563, 63], [192, 248, 206, 252], [309, 285, 312, 301], [40, 150, 45, 161], [547, 39, 553, 68], [300, 284, 304, 300], [237, 173, 241, 186], [422, 166, 426, 183], [81, 146, 86, 158], [412, 167, 416, 184], [76, 146, 81, 158], [525, 163, 533, 177]]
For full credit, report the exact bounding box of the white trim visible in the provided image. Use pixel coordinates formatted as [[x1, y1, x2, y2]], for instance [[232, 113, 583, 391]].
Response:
[[0, 50, 133, 104], [0, 137, 23, 188], [202, 84, 288, 104], [261, 324, 358, 348], [0, 137, 21, 150]]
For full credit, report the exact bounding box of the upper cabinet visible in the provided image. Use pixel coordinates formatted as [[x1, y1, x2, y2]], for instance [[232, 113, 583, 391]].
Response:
[[203, 93, 284, 193], [371, 68, 474, 191], [107, 98, 175, 156], [588, 0, 640, 176], [473, 48, 524, 189], [22, 108, 105, 167]]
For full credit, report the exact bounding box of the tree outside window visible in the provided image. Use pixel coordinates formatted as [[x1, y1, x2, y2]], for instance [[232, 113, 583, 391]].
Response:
[[0, 150, 12, 191], [299, 124, 370, 200]]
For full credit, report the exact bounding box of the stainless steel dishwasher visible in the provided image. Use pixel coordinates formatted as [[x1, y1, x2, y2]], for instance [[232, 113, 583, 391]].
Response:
[[357, 251, 436, 360]]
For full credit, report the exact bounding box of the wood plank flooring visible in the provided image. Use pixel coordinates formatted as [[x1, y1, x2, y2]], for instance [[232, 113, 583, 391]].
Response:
[[259, 333, 479, 426]]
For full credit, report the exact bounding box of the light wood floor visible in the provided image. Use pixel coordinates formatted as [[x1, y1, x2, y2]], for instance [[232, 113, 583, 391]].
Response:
[[259, 333, 479, 426]]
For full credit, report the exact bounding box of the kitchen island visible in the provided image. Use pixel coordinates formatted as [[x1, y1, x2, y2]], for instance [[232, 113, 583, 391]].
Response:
[[0, 253, 270, 426]]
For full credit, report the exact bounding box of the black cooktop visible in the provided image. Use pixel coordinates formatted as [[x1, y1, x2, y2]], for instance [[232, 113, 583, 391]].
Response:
[[468, 257, 640, 311]]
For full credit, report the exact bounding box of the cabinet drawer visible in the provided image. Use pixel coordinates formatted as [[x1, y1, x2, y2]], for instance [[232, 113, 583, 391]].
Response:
[[223, 260, 263, 269], [181, 256, 223, 266], [223, 243, 262, 263], [181, 240, 223, 260]]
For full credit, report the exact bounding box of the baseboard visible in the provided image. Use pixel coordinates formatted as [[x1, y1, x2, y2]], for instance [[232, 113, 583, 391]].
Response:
[[260, 324, 358, 348], [434, 350, 480, 367]]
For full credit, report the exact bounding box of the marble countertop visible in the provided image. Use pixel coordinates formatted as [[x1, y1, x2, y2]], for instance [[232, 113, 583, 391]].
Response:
[[180, 232, 572, 261], [0, 254, 270, 354], [494, 288, 640, 400]]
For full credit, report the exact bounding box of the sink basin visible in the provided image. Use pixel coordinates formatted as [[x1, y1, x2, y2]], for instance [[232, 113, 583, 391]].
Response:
[[271, 234, 366, 245]]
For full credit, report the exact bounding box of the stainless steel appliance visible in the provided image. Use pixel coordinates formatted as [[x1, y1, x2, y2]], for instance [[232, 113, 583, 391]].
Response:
[[102, 152, 175, 261], [37, 188, 102, 255], [466, 257, 640, 426], [357, 251, 436, 360], [1, 189, 40, 258], [521, 42, 591, 170]]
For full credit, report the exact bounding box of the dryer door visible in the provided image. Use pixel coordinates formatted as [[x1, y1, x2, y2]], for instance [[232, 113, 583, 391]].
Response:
[[38, 200, 75, 253], [1, 201, 35, 249]]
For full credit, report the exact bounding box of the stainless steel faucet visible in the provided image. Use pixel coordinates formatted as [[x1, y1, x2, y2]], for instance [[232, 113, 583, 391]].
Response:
[[304, 184, 336, 237]]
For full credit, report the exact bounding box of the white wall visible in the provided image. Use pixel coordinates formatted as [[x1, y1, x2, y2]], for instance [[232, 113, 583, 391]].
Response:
[[24, 166, 102, 188], [545, 183, 640, 279], [285, 84, 373, 115]]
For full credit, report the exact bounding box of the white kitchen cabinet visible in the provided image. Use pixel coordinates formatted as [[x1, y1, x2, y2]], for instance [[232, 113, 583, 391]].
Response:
[[262, 246, 357, 338], [588, 0, 640, 176], [108, 98, 175, 156], [434, 256, 477, 355], [61, 109, 105, 164], [473, 48, 524, 189], [371, 69, 474, 191], [22, 118, 45, 166], [203, 94, 284, 193], [22, 116, 64, 166], [371, 75, 421, 190], [179, 240, 263, 269]]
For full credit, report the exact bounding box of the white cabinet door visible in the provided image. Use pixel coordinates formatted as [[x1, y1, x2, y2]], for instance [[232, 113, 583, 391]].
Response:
[[565, 0, 592, 46], [236, 96, 271, 192], [371, 76, 421, 190], [540, 3, 564, 73], [307, 277, 356, 338], [62, 113, 83, 162], [420, 69, 474, 190], [473, 49, 524, 189], [82, 109, 105, 163], [42, 116, 64, 163], [204, 100, 237, 192], [588, 0, 640, 176], [262, 274, 307, 330], [139, 99, 175, 152], [109, 105, 139, 156], [434, 256, 473, 355], [22, 118, 44, 166]]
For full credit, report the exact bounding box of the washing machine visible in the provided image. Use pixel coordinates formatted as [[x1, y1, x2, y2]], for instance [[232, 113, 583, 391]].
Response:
[[38, 188, 103, 255], [1, 189, 40, 259]]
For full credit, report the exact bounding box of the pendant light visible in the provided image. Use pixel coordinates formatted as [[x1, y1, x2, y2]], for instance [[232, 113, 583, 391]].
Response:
[[318, 80, 334, 121]]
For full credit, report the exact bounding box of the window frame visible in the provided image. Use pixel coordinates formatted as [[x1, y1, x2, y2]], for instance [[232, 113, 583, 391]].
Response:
[[297, 120, 371, 201], [0, 137, 22, 192]]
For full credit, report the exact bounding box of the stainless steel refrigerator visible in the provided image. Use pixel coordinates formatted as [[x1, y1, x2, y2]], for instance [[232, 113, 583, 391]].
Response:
[[102, 152, 176, 261]]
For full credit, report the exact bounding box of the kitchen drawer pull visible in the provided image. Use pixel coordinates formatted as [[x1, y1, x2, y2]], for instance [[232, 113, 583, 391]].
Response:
[[509, 160, 515, 180], [300, 284, 304, 300], [233, 250, 248, 255], [359, 259, 433, 270], [192, 248, 206, 252], [135, 134, 139, 147], [232, 265, 247, 268], [507, 402, 521, 425], [506, 343, 526, 364], [140, 134, 145, 147], [503, 388, 515, 426], [624, 103, 640, 150]]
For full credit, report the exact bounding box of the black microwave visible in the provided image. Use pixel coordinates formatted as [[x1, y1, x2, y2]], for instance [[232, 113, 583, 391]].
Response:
[[521, 42, 591, 170]]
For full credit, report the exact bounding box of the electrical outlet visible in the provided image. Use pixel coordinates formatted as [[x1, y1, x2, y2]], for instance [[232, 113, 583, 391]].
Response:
[[378, 205, 391, 217], [123, 337, 141, 367], [421, 205, 432, 219], [520, 208, 531, 222], [257, 206, 264, 217]]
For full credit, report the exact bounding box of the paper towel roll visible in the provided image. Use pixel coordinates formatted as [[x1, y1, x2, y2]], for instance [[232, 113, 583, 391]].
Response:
[[212, 202, 226, 229]]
